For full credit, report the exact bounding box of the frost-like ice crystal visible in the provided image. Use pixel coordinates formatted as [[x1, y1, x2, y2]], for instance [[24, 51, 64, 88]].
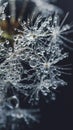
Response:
[[0, 0, 73, 129]]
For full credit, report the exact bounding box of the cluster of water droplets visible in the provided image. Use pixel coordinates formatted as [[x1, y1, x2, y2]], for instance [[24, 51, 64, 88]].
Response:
[[0, 2, 40, 129], [11, 13, 72, 103], [0, 0, 73, 130]]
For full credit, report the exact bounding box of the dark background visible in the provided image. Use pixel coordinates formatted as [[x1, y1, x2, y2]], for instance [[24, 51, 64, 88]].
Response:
[[31, 1, 73, 130], [42, 1, 73, 130], [44, 1, 73, 130], [2, 0, 73, 130]]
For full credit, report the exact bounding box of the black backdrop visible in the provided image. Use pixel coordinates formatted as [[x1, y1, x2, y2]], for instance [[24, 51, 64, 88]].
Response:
[[27, 1, 73, 130], [1, 0, 73, 130], [40, 1, 73, 130]]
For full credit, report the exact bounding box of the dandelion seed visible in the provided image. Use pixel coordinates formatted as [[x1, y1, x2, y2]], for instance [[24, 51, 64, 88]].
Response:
[[45, 13, 73, 49], [24, 49, 68, 104]]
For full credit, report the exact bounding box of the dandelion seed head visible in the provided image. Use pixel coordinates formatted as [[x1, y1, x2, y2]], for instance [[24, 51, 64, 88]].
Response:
[[0, 13, 70, 104], [0, 0, 72, 128]]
